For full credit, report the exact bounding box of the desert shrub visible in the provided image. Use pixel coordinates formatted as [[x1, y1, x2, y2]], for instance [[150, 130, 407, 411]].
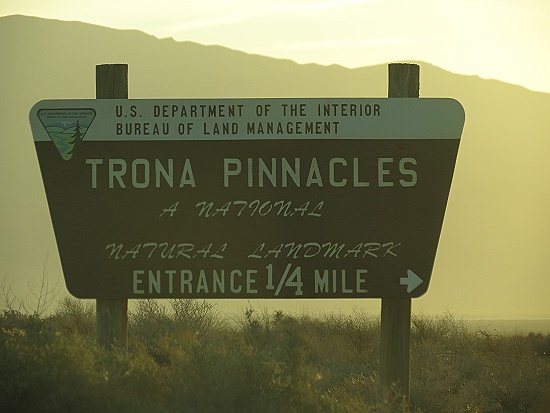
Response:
[[48, 296, 95, 338], [0, 319, 106, 413], [95, 343, 174, 413], [524, 332, 550, 357], [411, 314, 500, 413], [235, 307, 391, 413], [410, 314, 550, 413], [128, 299, 221, 367], [0, 309, 54, 344], [169, 298, 221, 332], [1, 264, 60, 317], [472, 332, 550, 413], [1, 298, 550, 413], [166, 328, 290, 413], [322, 373, 415, 413]]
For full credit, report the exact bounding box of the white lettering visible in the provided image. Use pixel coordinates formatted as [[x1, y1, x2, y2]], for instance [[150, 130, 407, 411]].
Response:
[[133, 270, 145, 294], [224, 158, 241, 188], [86, 159, 103, 189]]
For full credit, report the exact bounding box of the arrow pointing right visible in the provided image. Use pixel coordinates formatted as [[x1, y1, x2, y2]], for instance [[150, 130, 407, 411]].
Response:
[[400, 270, 424, 293]]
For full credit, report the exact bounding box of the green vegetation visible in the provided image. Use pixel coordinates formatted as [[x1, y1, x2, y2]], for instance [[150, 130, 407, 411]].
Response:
[[1, 298, 549, 413]]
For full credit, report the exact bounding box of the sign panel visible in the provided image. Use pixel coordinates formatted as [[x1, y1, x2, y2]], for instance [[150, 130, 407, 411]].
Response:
[[29, 98, 465, 299]]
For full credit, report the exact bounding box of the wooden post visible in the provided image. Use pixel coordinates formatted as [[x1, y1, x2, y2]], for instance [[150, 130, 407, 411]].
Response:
[[96, 64, 129, 99], [380, 298, 412, 398], [380, 63, 419, 403], [96, 64, 129, 351], [387, 63, 419, 99]]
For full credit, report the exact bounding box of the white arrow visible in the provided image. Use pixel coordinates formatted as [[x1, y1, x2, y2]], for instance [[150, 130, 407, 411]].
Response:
[[400, 270, 424, 293]]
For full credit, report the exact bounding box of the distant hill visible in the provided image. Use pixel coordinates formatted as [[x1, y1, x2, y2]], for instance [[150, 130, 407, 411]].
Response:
[[1, 14, 549, 317]]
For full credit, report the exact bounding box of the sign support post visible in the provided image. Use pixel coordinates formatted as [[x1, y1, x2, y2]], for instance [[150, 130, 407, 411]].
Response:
[[95, 64, 129, 351], [380, 63, 420, 403]]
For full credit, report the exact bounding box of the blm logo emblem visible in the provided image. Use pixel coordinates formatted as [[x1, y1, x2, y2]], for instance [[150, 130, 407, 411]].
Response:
[[37, 108, 96, 160]]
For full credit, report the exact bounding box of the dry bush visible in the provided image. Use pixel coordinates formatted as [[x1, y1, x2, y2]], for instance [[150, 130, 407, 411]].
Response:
[[49, 296, 95, 337], [411, 313, 550, 413], [1, 297, 550, 413]]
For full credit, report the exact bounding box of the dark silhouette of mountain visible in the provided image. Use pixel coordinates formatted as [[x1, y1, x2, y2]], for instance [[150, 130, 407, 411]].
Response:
[[1, 14, 549, 316]]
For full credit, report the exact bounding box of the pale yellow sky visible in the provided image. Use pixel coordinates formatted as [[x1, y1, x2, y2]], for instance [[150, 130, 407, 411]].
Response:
[[2, 0, 550, 93]]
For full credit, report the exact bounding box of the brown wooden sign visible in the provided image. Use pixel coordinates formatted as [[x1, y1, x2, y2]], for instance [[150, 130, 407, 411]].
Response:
[[30, 98, 464, 299]]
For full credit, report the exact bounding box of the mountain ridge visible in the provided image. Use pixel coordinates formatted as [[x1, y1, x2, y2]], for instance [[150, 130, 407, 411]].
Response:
[[4, 14, 547, 96]]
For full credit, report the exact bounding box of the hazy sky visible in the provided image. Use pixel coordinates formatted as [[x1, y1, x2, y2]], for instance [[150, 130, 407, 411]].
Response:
[[2, 0, 550, 93]]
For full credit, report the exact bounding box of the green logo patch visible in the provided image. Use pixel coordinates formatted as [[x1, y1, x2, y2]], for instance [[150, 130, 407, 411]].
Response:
[[38, 108, 96, 160]]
